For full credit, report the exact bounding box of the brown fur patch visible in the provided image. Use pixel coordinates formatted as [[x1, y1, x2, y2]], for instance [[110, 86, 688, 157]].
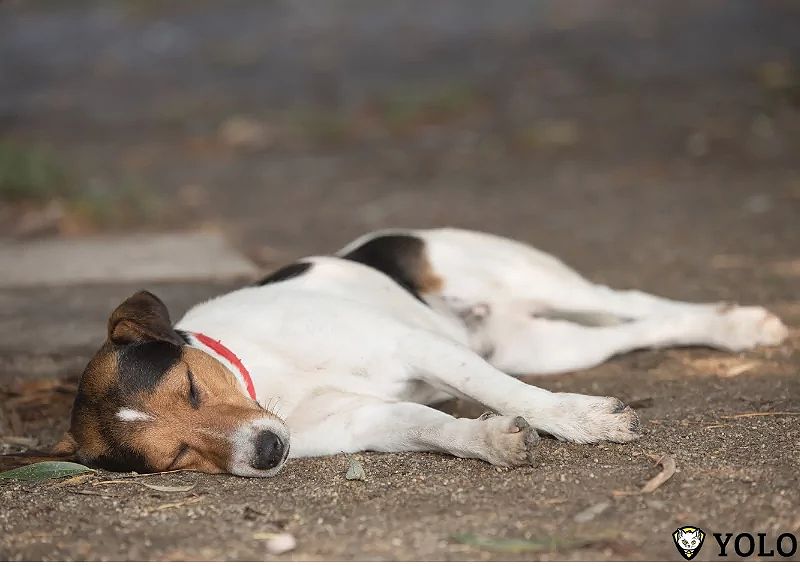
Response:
[[418, 262, 444, 294], [77, 344, 118, 398]]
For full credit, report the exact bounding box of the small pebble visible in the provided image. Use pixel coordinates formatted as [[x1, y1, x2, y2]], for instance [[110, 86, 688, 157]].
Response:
[[254, 532, 297, 555]]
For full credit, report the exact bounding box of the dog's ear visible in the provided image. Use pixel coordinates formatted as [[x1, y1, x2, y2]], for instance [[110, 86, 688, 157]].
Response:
[[0, 432, 80, 472], [108, 290, 183, 346]]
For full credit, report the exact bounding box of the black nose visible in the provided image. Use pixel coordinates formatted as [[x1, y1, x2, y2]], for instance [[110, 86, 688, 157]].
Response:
[[251, 430, 286, 470]]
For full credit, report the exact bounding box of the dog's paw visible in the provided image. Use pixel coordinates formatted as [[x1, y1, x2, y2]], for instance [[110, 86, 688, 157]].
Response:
[[480, 414, 539, 467], [712, 305, 788, 351], [539, 394, 641, 444]]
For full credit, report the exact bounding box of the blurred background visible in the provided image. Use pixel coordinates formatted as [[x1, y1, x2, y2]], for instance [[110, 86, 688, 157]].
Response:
[[1, 0, 799, 284]]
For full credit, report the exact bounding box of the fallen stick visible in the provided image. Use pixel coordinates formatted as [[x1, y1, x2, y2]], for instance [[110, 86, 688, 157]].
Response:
[[148, 494, 205, 512], [128, 469, 200, 477], [641, 454, 676, 494], [720, 411, 800, 420]]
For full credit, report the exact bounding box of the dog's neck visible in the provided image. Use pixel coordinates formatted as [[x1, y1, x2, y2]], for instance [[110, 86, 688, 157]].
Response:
[[179, 330, 257, 401]]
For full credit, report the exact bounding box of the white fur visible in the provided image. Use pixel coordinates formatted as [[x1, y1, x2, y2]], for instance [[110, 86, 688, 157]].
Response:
[[116, 408, 154, 422], [176, 228, 788, 468]]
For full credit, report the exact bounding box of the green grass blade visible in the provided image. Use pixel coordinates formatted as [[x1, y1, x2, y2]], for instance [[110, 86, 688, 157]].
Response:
[[452, 533, 594, 553]]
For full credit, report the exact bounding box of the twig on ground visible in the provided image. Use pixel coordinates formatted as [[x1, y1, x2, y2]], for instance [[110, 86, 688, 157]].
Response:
[[67, 489, 123, 497], [128, 469, 199, 477], [704, 424, 730, 430], [640, 453, 676, 494], [140, 482, 195, 492], [720, 411, 800, 420], [93, 479, 141, 486], [91, 478, 195, 492], [147, 494, 205, 512], [611, 490, 639, 497], [538, 497, 569, 506], [722, 361, 760, 378]]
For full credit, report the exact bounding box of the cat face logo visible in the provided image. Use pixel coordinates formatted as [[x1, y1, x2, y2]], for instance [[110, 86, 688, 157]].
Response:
[[673, 526, 706, 560]]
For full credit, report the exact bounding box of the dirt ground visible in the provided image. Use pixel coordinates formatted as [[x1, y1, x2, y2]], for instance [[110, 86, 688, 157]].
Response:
[[1, 1, 800, 561]]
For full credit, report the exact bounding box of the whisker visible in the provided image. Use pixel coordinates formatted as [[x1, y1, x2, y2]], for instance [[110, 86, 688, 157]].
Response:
[[272, 397, 285, 420]]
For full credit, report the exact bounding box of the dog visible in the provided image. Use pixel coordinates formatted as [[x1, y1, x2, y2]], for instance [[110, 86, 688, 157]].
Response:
[[8, 228, 788, 476]]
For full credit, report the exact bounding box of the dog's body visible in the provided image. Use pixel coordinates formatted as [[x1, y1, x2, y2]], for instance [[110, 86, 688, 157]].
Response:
[[18, 228, 787, 477], [168, 228, 784, 474]]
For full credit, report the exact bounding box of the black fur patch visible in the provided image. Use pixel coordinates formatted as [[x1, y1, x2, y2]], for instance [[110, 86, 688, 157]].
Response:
[[89, 446, 153, 473], [118, 340, 182, 393], [341, 235, 431, 303], [174, 329, 191, 344], [254, 261, 312, 286]]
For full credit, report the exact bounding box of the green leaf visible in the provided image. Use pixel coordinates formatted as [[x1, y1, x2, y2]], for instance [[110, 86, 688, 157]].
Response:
[[0, 461, 95, 482]]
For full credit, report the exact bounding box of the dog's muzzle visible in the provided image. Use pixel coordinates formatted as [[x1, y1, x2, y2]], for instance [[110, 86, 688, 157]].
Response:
[[229, 417, 290, 477]]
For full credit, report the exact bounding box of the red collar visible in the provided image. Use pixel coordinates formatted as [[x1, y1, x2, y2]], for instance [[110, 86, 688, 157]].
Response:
[[189, 332, 257, 401]]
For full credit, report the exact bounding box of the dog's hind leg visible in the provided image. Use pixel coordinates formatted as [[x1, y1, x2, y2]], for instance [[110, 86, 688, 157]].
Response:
[[483, 303, 789, 375], [413, 228, 787, 359], [287, 392, 538, 467]]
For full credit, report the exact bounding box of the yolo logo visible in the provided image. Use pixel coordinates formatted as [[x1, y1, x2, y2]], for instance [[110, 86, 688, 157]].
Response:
[[714, 532, 798, 558], [672, 526, 705, 560], [672, 526, 799, 559]]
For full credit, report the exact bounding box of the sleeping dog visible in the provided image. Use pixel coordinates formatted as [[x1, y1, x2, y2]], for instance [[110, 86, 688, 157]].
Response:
[[23, 228, 789, 476]]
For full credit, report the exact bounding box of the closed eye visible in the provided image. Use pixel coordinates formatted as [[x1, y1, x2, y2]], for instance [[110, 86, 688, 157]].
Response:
[[187, 369, 201, 408]]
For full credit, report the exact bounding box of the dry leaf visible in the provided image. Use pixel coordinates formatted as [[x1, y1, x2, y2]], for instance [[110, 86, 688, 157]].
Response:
[[345, 455, 366, 481], [574, 501, 611, 523]]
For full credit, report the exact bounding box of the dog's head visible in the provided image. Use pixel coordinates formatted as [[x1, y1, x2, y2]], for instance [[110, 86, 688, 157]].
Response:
[[52, 290, 289, 477]]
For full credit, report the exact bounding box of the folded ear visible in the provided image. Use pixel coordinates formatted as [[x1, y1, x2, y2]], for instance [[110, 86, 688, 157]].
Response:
[[0, 432, 79, 472], [108, 290, 183, 346]]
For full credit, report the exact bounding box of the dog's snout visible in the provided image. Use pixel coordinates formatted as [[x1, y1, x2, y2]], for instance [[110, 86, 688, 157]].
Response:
[[251, 430, 286, 470]]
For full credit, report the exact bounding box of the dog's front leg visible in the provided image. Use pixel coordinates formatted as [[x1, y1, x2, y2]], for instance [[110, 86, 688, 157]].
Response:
[[287, 392, 538, 466], [399, 332, 641, 443]]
